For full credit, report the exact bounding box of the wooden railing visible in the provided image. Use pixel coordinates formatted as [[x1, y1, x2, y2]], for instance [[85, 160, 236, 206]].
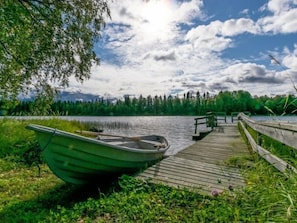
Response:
[[231, 111, 251, 122], [194, 112, 221, 134], [193, 112, 227, 140], [194, 116, 209, 134], [213, 112, 227, 123], [238, 113, 297, 174]]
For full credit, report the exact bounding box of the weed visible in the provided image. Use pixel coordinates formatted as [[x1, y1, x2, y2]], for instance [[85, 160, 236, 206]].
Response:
[[1, 118, 297, 222]]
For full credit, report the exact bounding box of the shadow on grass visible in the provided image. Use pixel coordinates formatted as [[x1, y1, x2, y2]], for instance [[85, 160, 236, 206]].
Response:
[[0, 176, 120, 222]]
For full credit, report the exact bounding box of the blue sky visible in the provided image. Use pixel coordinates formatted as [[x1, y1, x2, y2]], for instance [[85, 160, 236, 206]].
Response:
[[68, 0, 297, 98]]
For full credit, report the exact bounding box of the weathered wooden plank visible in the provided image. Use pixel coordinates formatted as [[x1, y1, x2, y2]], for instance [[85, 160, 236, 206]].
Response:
[[176, 153, 231, 164], [158, 158, 242, 180], [139, 170, 228, 192], [183, 141, 244, 150], [183, 148, 247, 156], [137, 175, 210, 194], [176, 125, 249, 165], [239, 113, 297, 150], [239, 121, 297, 174], [138, 163, 243, 195], [161, 157, 243, 179], [153, 157, 244, 182], [261, 121, 297, 132], [136, 124, 250, 193], [141, 168, 233, 190], [143, 163, 245, 187]]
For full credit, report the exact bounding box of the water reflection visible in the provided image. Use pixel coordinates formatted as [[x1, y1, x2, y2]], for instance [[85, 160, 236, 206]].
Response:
[[251, 115, 297, 123], [62, 116, 205, 156], [6, 115, 295, 155]]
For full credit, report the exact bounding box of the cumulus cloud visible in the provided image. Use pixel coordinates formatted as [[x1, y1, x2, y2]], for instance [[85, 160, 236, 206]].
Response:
[[153, 51, 176, 61], [66, 0, 297, 97], [185, 18, 261, 53], [208, 82, 230, 91], [266, 0, 293, 15], [221, 18, 260, 36], [283, 44, 297, 69], [258, 0, 297, 33], [222, 63, 283, 84], [185, 24, 233, 52], [174, 0, 205, 24]]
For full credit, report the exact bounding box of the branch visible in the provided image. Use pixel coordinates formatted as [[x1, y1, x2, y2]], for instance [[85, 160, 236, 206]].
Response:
[[0, 40, 26, 68]]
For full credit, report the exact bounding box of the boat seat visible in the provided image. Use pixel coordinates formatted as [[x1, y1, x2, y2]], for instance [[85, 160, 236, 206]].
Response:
[[98, 138, 165, 150], [138, 140, 166, 150]]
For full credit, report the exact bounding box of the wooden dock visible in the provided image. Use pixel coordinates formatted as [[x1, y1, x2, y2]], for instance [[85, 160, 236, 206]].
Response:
[[137, 124, 250, 195]]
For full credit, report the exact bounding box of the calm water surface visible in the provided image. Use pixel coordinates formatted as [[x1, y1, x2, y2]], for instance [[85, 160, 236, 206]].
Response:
[[251, 115, 297, 123], [45, 115, 297, 155], [61, 116, 205, 156], [4, 115, 296, 155]]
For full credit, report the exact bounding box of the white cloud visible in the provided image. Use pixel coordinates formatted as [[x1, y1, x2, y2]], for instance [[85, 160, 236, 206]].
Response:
[[221, 63, 281, 83], [185, 22, 232, 52], [185, 18, 260, 53], [259, 9, 297, 33], [240, 9, 249, 15], [283, 44, 297, 70], [66, 0, 297, 97], [266, 0, 293, 15], [221, 18, 260, 36], [186, 17, 259, 40], [258, 0, 297, 33], [174, 0, 205, 24], [106, 0, 205, 45]]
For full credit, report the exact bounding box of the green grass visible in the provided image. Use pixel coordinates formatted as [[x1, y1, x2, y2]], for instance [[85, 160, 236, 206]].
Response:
[[261, 135, 297, 168], [1, 118, 297, 222], [242, 123, 297, 169], [0, 118, 84, 158]]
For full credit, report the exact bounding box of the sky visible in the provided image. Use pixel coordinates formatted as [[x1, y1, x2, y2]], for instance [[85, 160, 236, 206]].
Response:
[[68, 0, 297, 98]]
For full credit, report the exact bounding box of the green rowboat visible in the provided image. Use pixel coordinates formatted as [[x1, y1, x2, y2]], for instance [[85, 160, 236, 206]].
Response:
[[26, 124, 169, 184]]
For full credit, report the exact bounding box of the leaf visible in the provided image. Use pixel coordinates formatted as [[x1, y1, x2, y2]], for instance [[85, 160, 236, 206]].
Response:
[[264, 106, 275, 115], [0, 1, 110, 100]]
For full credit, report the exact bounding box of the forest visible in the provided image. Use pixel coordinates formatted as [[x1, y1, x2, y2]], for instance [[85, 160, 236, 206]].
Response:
[[1, 90, 297, 116]]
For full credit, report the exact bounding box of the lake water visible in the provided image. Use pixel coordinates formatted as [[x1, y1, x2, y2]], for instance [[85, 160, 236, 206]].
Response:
[[60, 116, 203, 156], [3, 115, 296, 156], [251, 115, 297, 123]]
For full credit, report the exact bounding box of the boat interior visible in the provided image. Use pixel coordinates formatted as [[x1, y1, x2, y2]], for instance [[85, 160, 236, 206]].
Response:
[[98, 137, 166, 150]]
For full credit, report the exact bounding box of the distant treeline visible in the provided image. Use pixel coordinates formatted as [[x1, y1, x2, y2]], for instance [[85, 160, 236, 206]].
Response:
[[1, 90, 297, 116]]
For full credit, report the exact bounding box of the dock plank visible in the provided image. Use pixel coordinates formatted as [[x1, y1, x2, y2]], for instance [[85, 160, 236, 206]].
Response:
[[136, 124, 250, 195]]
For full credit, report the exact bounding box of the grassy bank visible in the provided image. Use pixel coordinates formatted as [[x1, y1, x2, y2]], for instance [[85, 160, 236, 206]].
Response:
[[244, 124, 297, 169], [0, 118, 297, 222]]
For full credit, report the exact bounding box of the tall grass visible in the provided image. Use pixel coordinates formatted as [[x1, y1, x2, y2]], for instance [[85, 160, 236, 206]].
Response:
[[244, 124, 297, 169], [0, 118, 84, 158], [82, 120, 132, 132], [1, 118, 297, 222]]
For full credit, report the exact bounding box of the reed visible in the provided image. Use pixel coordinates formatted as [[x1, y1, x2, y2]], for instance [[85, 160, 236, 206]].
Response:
[[242, 122, 297, 169], [81, 121, 132, 132], [1, 118, 297, 222]]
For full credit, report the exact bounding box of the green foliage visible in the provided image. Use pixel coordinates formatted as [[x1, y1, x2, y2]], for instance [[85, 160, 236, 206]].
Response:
[[1, 118, 297, 222], [1, 164, 297, 222], [0, 0, 110, 100], [262, 135, 297, 168], [243, 123, 297, 169], [0, 118, 84, 158], [0, 118, 36, 158], [4, 90, 297, 116]]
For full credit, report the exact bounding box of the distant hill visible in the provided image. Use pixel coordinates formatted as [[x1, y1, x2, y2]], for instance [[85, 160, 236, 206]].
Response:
[[56, 91, 101, 102], [19, 90, 118, 103]]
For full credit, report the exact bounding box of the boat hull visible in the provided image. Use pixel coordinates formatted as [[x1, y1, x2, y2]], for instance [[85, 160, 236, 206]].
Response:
[[26, 124, 169, 184]]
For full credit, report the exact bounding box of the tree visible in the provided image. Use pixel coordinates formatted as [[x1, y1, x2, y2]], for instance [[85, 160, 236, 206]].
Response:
[[0, 0, 110, 100]]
